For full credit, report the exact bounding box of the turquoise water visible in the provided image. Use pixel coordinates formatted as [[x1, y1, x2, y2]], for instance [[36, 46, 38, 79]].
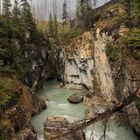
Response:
[[31, 80, 138, 140]]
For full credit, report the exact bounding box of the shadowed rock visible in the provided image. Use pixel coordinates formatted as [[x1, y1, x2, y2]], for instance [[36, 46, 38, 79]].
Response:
[[67, 93, 83, 104]]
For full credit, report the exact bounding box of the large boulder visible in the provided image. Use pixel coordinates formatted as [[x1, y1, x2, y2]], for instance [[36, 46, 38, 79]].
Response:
[[67, 93, 83, 104], [44, 116, 85, 140]]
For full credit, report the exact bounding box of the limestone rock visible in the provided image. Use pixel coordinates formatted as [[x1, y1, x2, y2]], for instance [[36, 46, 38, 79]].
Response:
[[63, 31, 117, 102], [44, 116, 85, 140]]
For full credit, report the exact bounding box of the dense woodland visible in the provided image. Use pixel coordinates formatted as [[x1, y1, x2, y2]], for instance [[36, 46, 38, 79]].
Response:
[[0, 0, 140, 68]]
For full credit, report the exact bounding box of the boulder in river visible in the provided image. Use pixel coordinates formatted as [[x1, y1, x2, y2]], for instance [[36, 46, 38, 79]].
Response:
[[67, 93, 83, 104], [44, 116, 85, 140]]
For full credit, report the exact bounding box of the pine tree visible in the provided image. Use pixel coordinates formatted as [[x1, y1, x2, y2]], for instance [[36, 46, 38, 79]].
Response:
[[62, 0, 68, 32], [53, 13, 58, 38], [76, 0, 93, 26], [76, 0, 92, 16], [3, 0, 11, 17], [12, 0, 20, 22], [93, 0, 97, 9], [48, 13, 53, 37], [62, 0, 68, 24], [131, 0, 140, 27], [20, 0, 38, 42]]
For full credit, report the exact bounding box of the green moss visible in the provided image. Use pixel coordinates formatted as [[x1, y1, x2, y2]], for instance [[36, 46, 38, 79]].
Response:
[[0, 80, 12, 106], [134, 97, 140, 111], [0, 127, 5, 140]]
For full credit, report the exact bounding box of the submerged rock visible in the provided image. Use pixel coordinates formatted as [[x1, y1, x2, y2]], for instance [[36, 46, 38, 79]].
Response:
[[44, 116, 85, 140], [67, 93, 83, 104]]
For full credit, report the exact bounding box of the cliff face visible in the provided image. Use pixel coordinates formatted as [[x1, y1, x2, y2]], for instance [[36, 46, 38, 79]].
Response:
[[61, 0, 140, 136], [112, 60, 140, 137], [0, 75, 46, 140], [18, 38, 56, 90], [63, 32, 94, 91], [63, 30, 117, 102]]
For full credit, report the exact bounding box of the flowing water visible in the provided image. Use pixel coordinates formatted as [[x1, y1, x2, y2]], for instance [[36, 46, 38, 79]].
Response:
[[31, 80, 138, 140]]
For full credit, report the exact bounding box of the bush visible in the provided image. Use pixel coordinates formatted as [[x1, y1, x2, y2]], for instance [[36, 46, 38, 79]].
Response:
[[0, 80, 12, 106], [106, 29, 140, 62], [106, 41, 120, 62], [120, 29, 140, 60]]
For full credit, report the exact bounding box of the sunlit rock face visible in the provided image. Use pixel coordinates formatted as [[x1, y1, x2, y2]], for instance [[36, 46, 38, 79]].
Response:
[[64, 32, 94, 91], [93, 29, 117, 102], [63, 31, 117, 102]]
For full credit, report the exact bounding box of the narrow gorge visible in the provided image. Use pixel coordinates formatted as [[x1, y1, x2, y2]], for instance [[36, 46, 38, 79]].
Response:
[[0, 0, 140, 140]]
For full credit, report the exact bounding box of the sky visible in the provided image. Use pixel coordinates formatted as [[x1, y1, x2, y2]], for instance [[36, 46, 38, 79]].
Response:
[[0, 0, 110, 20], [30, 0, 110, 21]]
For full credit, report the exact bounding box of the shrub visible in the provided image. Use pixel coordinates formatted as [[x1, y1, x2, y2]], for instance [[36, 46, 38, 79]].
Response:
[[0, 80, 12, 106]]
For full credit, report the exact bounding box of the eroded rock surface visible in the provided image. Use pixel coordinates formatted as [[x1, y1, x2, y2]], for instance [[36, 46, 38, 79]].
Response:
[[44, 116, 85, 140]]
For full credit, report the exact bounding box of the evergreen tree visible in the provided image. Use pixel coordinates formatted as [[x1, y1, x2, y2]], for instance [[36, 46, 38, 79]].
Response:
[[93, 0, 97, 9], [53, 13, 58, 38], [62, 0, 68, 32], [47, 12, 58, 39], [3, 0, 11, 17], [125, 0, 132, 30], [62, 0, 68, 24], [12, 0, 21, 22], [76, 0, 93, 27], [48, 13, 53, 37], [131, 0, 140, 27], [20, 0, 38, 42], [76, 0, 92, 16]]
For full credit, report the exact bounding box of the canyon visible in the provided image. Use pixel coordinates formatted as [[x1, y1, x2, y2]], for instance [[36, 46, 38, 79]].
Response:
[[0, 0, 140, 140]]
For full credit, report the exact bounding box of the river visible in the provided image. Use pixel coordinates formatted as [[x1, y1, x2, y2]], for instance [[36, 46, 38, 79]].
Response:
[[31, 80, 138, 140]]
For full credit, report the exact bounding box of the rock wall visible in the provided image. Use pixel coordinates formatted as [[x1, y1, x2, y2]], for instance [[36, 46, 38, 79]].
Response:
[[63, 31, 117, 102], [19, 39, 56, 90], [112, 61, 140, 137], [125, 102, 140, 138], [63, 32, 94, 91], [93, 29, 117, 102]]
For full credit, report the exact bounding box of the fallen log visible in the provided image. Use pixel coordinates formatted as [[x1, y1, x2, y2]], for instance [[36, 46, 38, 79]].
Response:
[[51, 95, 135, 139]]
